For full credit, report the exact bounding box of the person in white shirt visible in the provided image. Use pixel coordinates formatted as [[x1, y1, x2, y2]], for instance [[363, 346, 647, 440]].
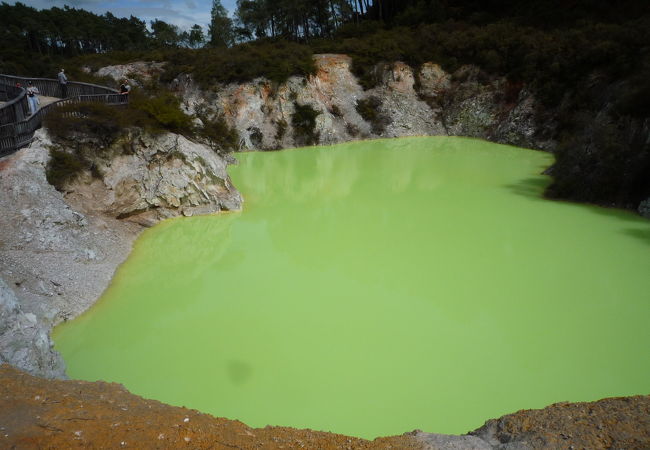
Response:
[[26, 81, 40, 115]]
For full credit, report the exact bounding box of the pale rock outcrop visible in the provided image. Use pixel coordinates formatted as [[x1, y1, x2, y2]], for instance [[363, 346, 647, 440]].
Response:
[[163, 54, 552, 152], [66, 130, 242, 227], [418, 63, 452, 97], [96, 61, 166, 87], [368, 61, 447, 137], [0, 279, 65, 378], [176, 54, 373, 150], [0, 129, 241, 377], [0, 131, 139, 378]]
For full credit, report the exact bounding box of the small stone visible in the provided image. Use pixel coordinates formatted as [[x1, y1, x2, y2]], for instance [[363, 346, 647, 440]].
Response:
[[158, 433, 165, 440], [183, 417, 190, 423], [184, 437, 191, 442]]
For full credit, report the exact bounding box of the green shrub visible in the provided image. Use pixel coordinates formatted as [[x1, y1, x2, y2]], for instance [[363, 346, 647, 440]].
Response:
[[356, 96, 391, 135], [196, 112, 240, 155], [614, 74, 650, 118], [275, 119, 288, 142], [44, 102, 122, 148], [45, 89, 195, 144], [127, 89, 193, 134], [46, 148, 86, 191], [546, 112, 650, 208], [291, 102, 320, 146], [161, 40, 316, 88]]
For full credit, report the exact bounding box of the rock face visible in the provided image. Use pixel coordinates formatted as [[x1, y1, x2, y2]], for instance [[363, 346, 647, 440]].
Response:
[[0, 129, 241, 378], [0, 280, 64, 379], [64, 130, 242, 227], [94, 61, 165, 87], [165, 54, 553, 153], [470, 396, 650, 449]]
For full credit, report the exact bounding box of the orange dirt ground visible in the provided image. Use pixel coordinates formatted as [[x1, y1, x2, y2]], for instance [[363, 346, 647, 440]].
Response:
[[2, 363, 649, 449], [0, 364, 423, 449]]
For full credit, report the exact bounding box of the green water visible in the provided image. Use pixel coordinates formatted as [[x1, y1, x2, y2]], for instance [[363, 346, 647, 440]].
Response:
[[54, 137, 650, 438]]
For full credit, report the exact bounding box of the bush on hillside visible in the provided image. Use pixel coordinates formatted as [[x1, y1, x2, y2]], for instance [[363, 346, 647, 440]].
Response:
[[128, 89, 193, 133], [160, 40, 316, 88], [46, 148, 86, 191], [196, 111, 240, 155], [546, 112, 650, 208], [45, 89, 195, 145], [44, 102, 124, 153], [291, 103, 320, 146], [356, 96, 391, 135]]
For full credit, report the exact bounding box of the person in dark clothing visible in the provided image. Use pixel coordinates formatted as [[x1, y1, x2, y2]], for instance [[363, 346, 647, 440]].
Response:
[[57, 69, 68, 98], [119, 79, 131, 95]]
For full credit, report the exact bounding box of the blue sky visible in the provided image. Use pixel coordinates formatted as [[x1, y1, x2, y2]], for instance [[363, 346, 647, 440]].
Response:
[[9, 0, 237, 30]]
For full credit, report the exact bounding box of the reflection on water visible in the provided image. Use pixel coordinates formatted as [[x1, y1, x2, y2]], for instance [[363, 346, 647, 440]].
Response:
[[54, 136, 650, 439]]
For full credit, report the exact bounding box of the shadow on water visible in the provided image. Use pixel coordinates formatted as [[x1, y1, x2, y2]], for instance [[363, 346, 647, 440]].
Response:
[[505, 176, 552, 201], [590, 208, 650, 247], [622, 228, 650, 246], [508, 175, 650, 247]]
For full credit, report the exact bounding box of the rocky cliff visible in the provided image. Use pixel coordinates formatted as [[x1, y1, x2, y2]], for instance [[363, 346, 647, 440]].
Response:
[[164, 54, 554, 154], [91, 54, 650, 216], [101, 54, 647, 216], [62, 129, 242, 227], [0, 129, 241, 378]]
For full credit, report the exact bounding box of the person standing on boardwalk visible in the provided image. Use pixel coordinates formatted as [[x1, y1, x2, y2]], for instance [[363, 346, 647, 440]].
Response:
[[26, 81, 40, 115], [119, 79, 131, 95], [57, 68, 68, 98]]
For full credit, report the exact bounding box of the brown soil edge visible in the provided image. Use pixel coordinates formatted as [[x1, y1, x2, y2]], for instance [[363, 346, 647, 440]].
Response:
[[1, 364, 649, 449], [0, 364, 420, 449]]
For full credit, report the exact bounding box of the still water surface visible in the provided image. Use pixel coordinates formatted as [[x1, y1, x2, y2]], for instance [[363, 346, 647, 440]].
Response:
[[54, 137, 650, 438]]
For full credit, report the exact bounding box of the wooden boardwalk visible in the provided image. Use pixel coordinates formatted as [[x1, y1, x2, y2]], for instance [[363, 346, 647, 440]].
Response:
[[0, 75, 127, 156]]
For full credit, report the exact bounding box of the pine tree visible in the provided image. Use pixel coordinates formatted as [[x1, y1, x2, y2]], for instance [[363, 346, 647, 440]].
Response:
[[188, 24, 205, 48], [209, 0, 234, 47]]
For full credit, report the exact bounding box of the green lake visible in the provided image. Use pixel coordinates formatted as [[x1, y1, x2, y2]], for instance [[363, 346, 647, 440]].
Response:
[[53, 136, 650, 439]]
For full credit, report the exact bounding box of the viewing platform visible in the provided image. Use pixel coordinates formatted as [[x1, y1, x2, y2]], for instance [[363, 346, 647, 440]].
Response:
[[0, 74, 127, 157]]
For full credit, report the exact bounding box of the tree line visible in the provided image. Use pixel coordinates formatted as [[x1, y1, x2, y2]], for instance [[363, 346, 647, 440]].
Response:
[[214, 0, 649, 44], [0, 2, 206, 58], [2, 0, 647, 59]]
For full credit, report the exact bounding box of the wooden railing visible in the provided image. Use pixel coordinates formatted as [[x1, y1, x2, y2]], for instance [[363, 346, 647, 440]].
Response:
[[0, 74, 127, 157]]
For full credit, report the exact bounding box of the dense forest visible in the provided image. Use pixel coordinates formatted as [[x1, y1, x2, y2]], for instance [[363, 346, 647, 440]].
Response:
[[1, 0, 649, 211]]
